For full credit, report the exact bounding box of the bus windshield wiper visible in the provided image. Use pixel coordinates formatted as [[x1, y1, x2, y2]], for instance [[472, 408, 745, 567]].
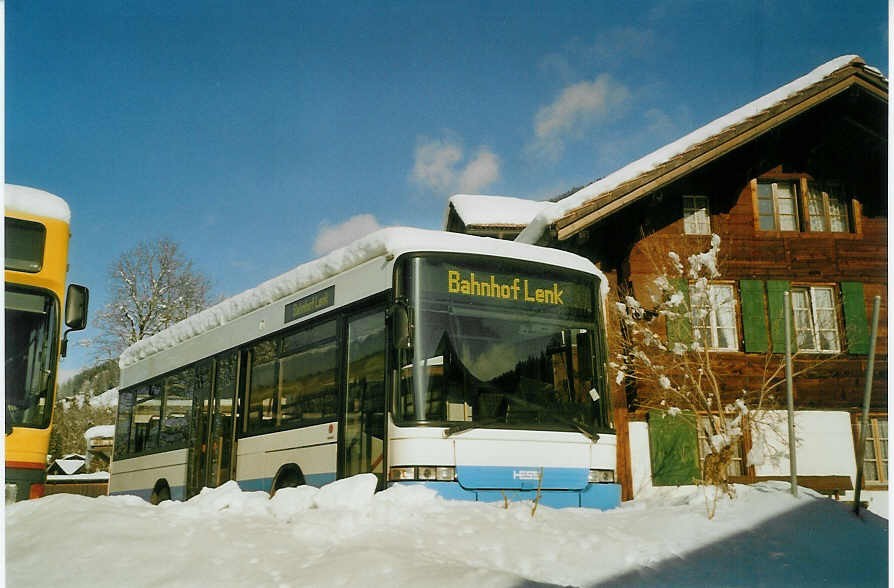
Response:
[[499, 393, 600, 443], [443, 417, 506, 438]]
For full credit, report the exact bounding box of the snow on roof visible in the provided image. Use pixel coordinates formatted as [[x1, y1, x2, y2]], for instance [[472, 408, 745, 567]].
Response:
[[448, 194, 556, 228], [53, 458, 87, 475], [90, 388, 119, 408], [516, 55, 878, 243], [4, 184, 71, 223], [84, 425, 116, 440], [47, 471, 109, 483], [120, 227, 599, 368]]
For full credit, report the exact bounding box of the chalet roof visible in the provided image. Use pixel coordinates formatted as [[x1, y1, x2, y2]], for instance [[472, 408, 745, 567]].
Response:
[[445, 194, 556, 231], [516, 55, 887, 244]]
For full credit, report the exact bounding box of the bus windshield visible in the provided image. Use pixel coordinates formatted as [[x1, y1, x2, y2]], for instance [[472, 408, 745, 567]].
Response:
[[395, 256, 611, 436], [5, 287, 58, 429]]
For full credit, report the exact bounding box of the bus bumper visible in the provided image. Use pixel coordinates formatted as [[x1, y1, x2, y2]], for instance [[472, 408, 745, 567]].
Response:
[[388, 480, 621, 510], [5, 466, 46, 503]]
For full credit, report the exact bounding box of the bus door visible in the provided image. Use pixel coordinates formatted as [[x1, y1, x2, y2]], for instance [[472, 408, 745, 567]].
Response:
[[340, 311, 387, 486], [187, 362, 212, 498], [207, 352, 238, 489], [187, 353, 239, 497]]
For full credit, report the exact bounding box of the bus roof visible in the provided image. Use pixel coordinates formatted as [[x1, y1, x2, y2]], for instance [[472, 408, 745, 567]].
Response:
[[120, 227, 603, 369], [5, 184, 72, 223]]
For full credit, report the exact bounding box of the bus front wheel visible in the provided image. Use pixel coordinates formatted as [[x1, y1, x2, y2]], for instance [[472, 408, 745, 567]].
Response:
[[270, 464, 306, 496]]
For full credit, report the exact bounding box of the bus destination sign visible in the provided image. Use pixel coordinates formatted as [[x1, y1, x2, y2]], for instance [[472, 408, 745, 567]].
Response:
[[445, 268, 592, 312], [284, 286, 335, 324]]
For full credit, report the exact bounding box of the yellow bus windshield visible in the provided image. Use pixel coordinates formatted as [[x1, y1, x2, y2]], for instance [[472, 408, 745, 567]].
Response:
[[5, 286, 58, 429]]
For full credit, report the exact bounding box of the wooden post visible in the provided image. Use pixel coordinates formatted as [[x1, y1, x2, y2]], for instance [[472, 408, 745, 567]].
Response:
[[853, 296, 881, 515], [783, 292, 798, 498]]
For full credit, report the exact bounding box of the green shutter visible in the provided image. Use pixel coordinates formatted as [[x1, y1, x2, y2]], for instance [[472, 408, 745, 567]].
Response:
[[666, 278, 692, 347], [841, 282, 870, 355], [648, 410, 700, 486], [767, 280, 791, 353], [740, 280, 768, 353]]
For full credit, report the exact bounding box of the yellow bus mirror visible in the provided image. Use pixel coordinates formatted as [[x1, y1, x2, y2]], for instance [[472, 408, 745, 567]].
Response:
[[61, 284, 89, 357], [64, 284, 89, 331]]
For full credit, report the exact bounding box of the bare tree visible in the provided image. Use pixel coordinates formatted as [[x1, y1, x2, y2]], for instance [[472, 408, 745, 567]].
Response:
[[95, 238, 212, 358]]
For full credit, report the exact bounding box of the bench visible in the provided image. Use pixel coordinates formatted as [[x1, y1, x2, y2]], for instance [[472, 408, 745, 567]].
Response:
[[729, 475, 854, 499]]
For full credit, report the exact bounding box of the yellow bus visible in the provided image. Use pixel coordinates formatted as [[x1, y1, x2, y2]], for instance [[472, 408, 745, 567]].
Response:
[[5, 184, 88, 502]]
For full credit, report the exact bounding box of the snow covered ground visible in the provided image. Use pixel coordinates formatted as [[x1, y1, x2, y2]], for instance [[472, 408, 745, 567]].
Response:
[[5, 476, 887, 587]]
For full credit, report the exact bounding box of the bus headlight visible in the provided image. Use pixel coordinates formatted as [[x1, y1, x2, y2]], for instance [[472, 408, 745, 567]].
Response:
[[388, 466, 456, 482], [417, 466, 437, 481], [389, 467, 416, 481], [588, 469, 615, 484]]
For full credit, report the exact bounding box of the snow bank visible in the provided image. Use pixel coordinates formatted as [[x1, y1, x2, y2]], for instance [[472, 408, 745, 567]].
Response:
[[120, 227, 599, 368], [516, 55, 875, 243], [4, 184, 71, 223], [6, 476, 887, 587]]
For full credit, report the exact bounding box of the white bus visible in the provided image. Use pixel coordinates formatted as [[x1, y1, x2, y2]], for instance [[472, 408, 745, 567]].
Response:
[[110, 228, 620, 509]]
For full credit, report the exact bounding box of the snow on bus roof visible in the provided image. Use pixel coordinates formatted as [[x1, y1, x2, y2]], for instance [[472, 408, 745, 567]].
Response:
[[516, 54, 874, 243], [4, 184, 72, 223], [120, 227, 602, 368]]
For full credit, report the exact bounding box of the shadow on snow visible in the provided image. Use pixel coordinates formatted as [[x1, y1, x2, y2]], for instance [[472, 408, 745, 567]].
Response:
[[596, 498, 888, 588]]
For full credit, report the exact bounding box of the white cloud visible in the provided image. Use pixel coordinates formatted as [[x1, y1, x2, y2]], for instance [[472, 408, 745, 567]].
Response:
[[313, 214, 383, 256], [458, 148, 500, 193], [411, 135, 501, 196], [530, 74, 630, 161]]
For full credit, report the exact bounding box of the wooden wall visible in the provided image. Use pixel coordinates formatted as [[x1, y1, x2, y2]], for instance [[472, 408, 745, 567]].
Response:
[[619, 168, 887, 415]]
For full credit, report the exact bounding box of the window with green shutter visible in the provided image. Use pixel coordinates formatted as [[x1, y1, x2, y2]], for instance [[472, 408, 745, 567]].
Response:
[[739, 280, 768, 353]]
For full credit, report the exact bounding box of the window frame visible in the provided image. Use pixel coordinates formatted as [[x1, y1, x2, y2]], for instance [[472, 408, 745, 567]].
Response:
[[806, 181, 851, 233], [854, 414, 888, 489], [696, 412, 750, 479], [789, 285, 841, 354], [682, 195, 711, 235], [689, 282, 740, 352], [751, 175, 861, 237], [756, 179, 800, 232]]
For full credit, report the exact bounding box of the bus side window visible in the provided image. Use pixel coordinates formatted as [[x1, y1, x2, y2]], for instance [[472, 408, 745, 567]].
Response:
[[115, 389, 136, 459], [160, 368, 193, 449], [247, 340, 278, 432], [132, 384, 162, 453]]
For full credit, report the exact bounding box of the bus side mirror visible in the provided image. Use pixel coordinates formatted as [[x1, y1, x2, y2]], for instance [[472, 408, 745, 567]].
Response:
[[390, 302, 412, 350], [61, 284, 89, 357]]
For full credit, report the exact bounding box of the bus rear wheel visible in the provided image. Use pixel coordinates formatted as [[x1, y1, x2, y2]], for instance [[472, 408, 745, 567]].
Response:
[[150, 479, 171, 505], [270, 464, 306, 496]]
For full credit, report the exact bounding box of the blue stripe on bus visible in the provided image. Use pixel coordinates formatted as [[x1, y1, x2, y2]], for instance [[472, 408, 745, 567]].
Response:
[[390, 480, 621, 510], [237, 471, 337, 493], [108, 485, 186, 502]]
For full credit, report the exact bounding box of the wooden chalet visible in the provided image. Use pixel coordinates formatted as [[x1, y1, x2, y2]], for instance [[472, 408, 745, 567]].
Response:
[[447, 55, 887, 506]]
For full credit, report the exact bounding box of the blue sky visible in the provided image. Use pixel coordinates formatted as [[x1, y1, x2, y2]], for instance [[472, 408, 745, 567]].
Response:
[[6, 1, 888, 377]]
